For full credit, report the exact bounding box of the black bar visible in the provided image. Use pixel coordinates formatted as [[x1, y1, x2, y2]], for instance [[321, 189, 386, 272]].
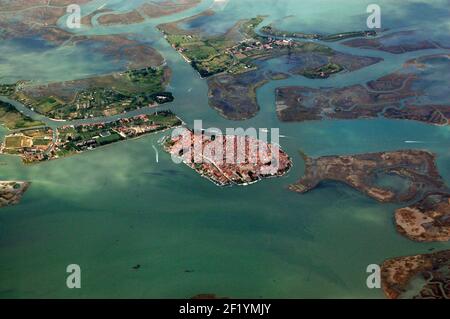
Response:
[[1, 299, 446, 318]]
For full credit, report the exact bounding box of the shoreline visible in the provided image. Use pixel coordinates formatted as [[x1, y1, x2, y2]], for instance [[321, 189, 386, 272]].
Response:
[[1, 113, 184, 165], [163, 129, 293, 187]]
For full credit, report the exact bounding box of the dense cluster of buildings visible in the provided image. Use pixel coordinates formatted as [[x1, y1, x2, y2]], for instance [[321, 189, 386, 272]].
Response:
[[165, 129, 292, 186]]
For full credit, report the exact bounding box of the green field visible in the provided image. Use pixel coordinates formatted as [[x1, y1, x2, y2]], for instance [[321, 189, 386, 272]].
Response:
[[56, 111, 180, 157], [4, 135, 27, 148], [159, 16, 266, 77], [159, 15, 341, 78], [11, 66, 173, 120], [299, 63, 344, 79], [35, 97, 63, 114], [0, 100, 44, 130], [124, 67, 166, 93]]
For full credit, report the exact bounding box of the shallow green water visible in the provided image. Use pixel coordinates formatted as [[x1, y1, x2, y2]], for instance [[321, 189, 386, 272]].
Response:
[[0, 0, 449, 298]]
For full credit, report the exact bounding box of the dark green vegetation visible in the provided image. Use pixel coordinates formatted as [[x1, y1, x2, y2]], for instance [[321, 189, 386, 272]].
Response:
[[241, 16, 266, 39], [11, 66, 173, 120], [205, 43, 380, 120], [159, 15, 270, 77], [260, 25, 321, 40], [125, 67, 165, 91], [160, 13, 377, 120], [0, 111, 182, 163], [0, 100, 44, 130], [160, 13, 384, 120], [162, 31, 237, 77], [0, 83, 18, 96], [261, 25, 377, 42], [56, 111, 181, 158], [57, 126, 123, 157], [298, 63, 344, 79]]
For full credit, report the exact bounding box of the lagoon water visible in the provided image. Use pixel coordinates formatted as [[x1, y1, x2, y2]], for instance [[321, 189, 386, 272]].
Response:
[[0, 0, 449, 298]]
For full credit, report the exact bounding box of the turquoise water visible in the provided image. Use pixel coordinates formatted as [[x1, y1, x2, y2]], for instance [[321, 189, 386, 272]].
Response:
[[0, 37, 131, 83], [0, 0, 449, 298]]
